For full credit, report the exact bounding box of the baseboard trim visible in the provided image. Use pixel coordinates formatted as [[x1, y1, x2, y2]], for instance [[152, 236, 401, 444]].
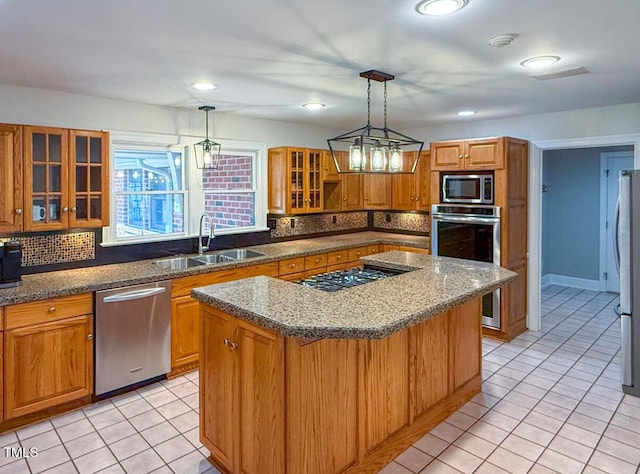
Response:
[[542, 274, 603, 291]]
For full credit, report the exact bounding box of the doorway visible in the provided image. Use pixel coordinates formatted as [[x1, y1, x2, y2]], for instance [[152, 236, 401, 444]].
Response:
[[601, 152, 634, 292]]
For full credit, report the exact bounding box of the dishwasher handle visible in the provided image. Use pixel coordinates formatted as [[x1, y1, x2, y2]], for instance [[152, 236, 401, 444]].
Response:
[[102, 286, 167, 303]]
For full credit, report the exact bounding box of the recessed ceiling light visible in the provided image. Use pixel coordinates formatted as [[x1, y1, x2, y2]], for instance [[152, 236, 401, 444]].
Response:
[[520, 56, 561, 69], [302, 103, 326, 110], [190, 82, 216, 91], [457, 110, 475, 117], [416, 0, 468, 16]]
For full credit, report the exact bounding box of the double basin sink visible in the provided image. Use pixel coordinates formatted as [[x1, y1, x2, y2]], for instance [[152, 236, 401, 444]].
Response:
[[153, 249, 264, 270]]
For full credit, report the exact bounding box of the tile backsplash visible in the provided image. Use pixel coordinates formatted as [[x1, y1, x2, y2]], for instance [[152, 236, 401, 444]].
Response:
[[372, 212, 430, 234], [269, 212, 368, 238], [1, 232, 95, 267]]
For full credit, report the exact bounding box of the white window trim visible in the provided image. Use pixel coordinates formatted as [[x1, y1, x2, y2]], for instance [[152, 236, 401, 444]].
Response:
[[102, 133, 268, 247]]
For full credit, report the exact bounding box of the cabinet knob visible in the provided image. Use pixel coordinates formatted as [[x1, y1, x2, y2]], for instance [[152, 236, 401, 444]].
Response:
[[314, 258, 320, 263], [336, 255, 342, 260], [62, 207, 69, 212], [71, 206, 77, 212], [364, 196, 368, 200], [15, 208, 22, 215], [229, 342, 238, 351], [465, 154, 469, 159], [224, 338, 231, 346], [290, 263, 296, 268], [87, 334, 93, 340], [459, 154, 464, 159], [48, 306, 56, 313], [343, 198, 346, 201]]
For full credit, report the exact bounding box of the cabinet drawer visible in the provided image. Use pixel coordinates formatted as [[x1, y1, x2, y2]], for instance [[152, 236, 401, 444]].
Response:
[[279, 257, 305, 276], [304, 253, 327, 271], [367, 244, 381, 255], [347, 246, 367, 262], [382, 244, 401, 252], [327, 250, 348, 266], [279, 271, 306, 282], [5, 293, 93, 330]]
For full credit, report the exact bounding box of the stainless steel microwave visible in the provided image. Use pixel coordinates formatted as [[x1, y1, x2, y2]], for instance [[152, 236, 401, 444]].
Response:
[[441, 173, 494, 204]]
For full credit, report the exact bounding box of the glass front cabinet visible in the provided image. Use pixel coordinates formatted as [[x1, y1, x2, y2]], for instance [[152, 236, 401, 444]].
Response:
[[24, 126, 109, 230]]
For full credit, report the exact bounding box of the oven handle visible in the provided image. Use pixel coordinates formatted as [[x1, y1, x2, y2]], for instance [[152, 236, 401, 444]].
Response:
[[432, 214, 500, 224]]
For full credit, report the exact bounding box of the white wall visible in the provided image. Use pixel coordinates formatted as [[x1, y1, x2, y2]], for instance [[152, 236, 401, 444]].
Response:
[[403, 102, 640, 145], [0, 83, 340, 149]]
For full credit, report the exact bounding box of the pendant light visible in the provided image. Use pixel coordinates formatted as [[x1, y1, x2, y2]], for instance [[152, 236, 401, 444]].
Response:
[[194, 105, 221, 170], [327, 70, 424, 174]]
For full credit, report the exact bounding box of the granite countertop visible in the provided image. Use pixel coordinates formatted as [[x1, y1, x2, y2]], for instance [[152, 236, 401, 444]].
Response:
[[191, 251, 517, 339], [0, 232, 429, 306]]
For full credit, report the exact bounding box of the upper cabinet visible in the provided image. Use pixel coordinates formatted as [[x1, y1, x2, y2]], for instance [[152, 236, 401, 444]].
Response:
[[268, 147, 323, 214], [0, 124, 23, 233], [322, 150, 340, 182], [363, 174, 391, 209], [392, 151, 431, 211], [24, 126, 110, 231], [431, 137, 504, 171]]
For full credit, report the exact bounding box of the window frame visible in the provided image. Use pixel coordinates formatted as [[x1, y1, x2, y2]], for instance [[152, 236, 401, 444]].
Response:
[[102, 132, 268, 247]]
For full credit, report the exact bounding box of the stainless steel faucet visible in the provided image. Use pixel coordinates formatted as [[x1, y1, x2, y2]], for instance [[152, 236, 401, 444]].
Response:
[[198, 212, 214, 255]]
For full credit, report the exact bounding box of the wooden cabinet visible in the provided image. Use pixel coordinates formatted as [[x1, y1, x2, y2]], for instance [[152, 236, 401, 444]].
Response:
[[23, 126, 109, 231], [363, 174, 392, 209], [170, 262, 279, 375], [268, 147, 323, 214], [322, 150, 340, 182], [171, 296, 200, 371], [0, 124, 22, 233], [201, 307, 285, 474], [431, 137, 503, 171], [392, 151, 431, 211], [4, 294, 93, 420]]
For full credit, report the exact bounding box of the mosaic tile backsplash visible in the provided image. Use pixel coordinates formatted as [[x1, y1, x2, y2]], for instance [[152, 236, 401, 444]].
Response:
[[372, 211, 430, 234], [0, 232, 95, 267], [269, 212, 368, 238]]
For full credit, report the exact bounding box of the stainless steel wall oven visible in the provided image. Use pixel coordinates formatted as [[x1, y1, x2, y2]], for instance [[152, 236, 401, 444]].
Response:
[[431, 204, 501, 329]]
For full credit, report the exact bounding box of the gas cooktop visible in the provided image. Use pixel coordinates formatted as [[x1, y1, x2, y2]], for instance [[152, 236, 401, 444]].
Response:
[[295, 266, 406, 292]]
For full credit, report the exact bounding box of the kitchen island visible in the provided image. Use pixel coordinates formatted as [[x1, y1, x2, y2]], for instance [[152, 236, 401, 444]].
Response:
[[191, 252, 516, 474]]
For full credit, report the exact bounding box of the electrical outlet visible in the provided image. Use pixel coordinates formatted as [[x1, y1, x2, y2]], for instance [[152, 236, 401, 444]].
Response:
[[268, 218, 277, 230], [332, 215, 337, 224], [290, 218, 295, 229], [385, 213, 391, 222]]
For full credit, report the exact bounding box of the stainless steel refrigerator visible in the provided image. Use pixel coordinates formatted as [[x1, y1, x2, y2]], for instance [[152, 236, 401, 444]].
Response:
[[617, 170, 640, 396]]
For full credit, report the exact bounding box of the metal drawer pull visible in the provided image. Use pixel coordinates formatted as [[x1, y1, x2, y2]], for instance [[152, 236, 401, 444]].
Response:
[[102, 287, 166, 303], [49, 306, 56, 313]]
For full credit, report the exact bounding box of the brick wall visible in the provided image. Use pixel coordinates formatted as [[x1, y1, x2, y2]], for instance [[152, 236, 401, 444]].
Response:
[[203, 155, 254, 229]]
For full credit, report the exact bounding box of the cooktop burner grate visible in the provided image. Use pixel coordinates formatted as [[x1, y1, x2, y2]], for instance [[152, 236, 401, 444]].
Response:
[[295, 266, 406, 292]]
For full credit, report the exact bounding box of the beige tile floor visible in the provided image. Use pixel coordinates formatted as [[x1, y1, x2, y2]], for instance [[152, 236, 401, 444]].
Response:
[[0, 285, 637, 473]]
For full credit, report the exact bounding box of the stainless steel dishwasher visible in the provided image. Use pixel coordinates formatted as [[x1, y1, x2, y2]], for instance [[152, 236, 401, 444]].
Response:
[[95, 280, 171, 396]]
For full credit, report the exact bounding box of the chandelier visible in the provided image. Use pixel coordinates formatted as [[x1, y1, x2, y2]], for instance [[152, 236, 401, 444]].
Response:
[[194, 105, 221, 169], [327, 70, 424, 174]]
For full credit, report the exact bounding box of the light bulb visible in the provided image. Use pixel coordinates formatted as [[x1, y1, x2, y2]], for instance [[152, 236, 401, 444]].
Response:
[[203, 151, 212, 166], [349, 142, 365, 170], [389, 147, 403, 171], [370, 142, 387, 171]]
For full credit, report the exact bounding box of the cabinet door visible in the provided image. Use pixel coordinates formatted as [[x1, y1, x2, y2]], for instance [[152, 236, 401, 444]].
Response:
[[23, 126, 69, 231], [4, 315, 93, 419], [392, 155, 417, 211], [322, 149, 340, 182], [237, 321, 284, 474], [465, 138, 503, 170], [0, 124, 23, 233], [288, 148, 306, 213], [69, 130, 109, 227], [342, 173, 363, 210], [305, 149, 323, 213], [431, 141, 465, 171], [364, 174, 391, 209], [416, 151, 431, 211], [171, 296, 200, 371], [200, 307, 237, 473]]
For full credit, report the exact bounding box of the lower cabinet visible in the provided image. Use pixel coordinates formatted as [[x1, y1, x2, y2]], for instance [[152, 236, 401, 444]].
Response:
[[200, 296, 482, 474], [171, 296, 200, 370], [4, 314, 93, 419], [201, 307, 285, 474]]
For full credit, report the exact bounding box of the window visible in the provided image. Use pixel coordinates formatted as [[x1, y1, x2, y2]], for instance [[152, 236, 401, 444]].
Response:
[[203, 153, 256, 230], [102, 134, 267, 246], [111, 149, 186, 240]]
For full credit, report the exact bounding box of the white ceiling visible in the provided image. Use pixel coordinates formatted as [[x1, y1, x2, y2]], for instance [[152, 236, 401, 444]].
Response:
[[2, 0, 640, 130]]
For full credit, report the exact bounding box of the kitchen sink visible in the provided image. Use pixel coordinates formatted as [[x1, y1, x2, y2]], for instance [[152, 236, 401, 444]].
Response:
[[153, 256, 207, 270], [153, 249, 264, 269]]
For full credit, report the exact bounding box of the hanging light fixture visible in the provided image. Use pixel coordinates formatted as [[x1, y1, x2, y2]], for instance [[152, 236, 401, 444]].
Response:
[[194, 105, 221, 169], [327, 70, 424, 174]]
